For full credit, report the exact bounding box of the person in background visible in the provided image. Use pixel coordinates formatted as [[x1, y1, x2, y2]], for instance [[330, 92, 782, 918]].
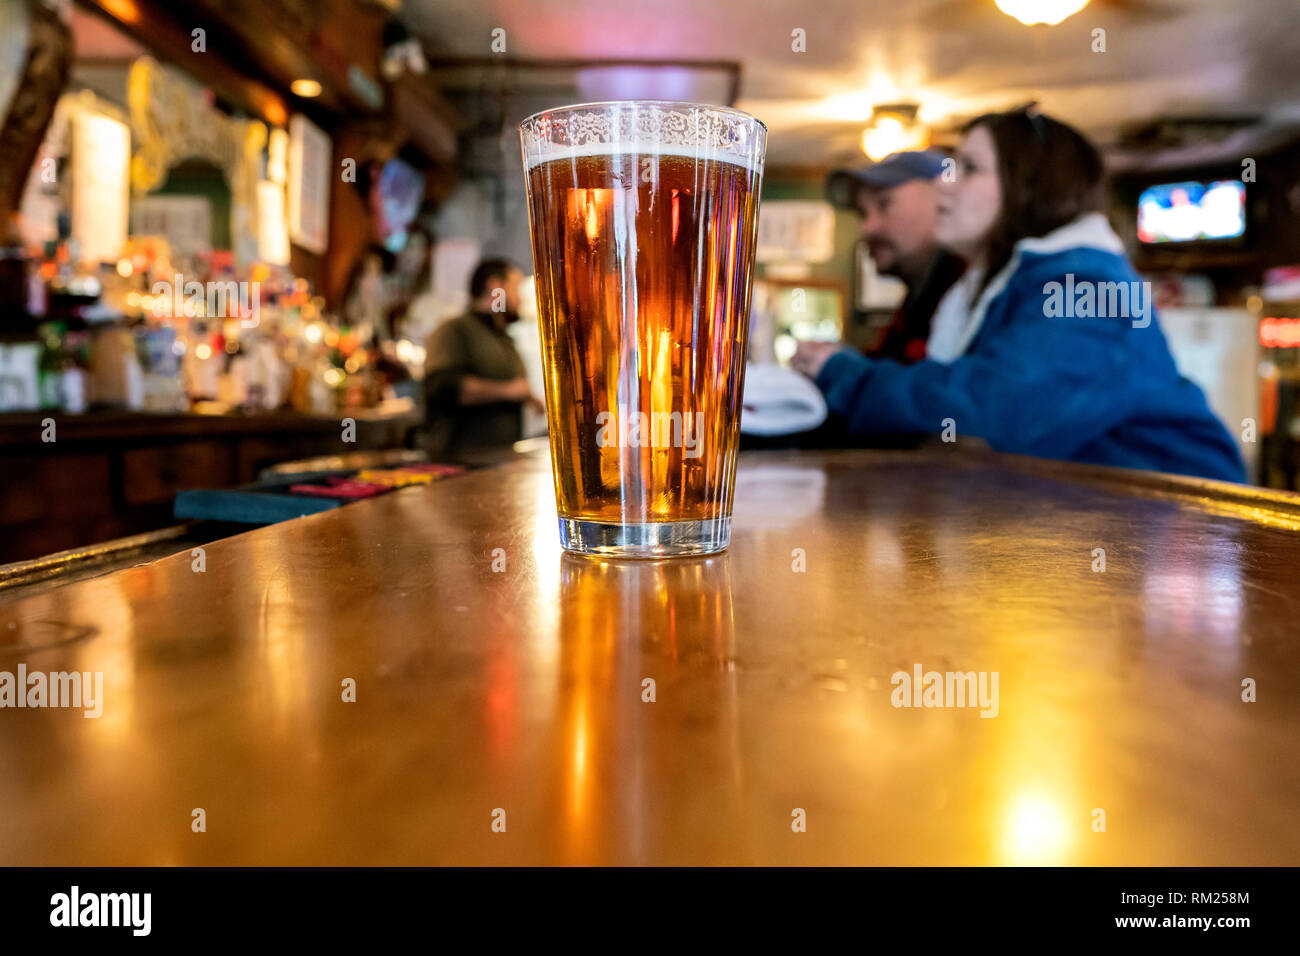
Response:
[[793, 108, 1245, 483], [825, 150, 965, 364], [386, 222, 435, 342], [342, 245, 394, 331], [422, 258, 544, 457]]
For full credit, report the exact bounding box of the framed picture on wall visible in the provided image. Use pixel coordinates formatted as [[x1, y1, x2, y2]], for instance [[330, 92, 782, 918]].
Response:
[[288, 114, 331, 254]]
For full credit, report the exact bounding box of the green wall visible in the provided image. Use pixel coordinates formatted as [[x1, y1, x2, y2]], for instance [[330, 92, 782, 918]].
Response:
[[757, 177, 860, 286]]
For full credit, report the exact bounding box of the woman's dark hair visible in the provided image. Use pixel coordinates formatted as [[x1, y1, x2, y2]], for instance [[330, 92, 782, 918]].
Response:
[[962, 108, 1107, 296]]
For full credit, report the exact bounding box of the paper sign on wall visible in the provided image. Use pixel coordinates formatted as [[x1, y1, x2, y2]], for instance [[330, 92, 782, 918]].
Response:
[[257, 180, 291, 265], [288, 114, 331, 254], [756, 201, 836, 265]]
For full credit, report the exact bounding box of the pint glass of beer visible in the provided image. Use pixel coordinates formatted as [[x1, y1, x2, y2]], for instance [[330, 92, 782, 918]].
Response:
[[519, 101, 766, 557]]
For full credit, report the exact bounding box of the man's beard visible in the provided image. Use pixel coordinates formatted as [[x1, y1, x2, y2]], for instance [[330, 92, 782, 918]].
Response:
[[481, 308, 521, 325], [867, 241, 901, 279]]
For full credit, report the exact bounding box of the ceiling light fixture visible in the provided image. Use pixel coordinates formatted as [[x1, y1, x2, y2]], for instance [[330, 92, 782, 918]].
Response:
[[861, 104, 929, 161], [290, 78, 322, 98], [995, 0, 1091, 27]]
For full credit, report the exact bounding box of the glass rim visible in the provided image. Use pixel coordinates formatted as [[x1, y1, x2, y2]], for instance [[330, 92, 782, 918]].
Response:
[[518, 99, 767, 134]]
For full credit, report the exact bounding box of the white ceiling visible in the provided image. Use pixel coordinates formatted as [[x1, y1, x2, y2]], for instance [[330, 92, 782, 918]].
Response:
[[404, 0, 1300, 169]]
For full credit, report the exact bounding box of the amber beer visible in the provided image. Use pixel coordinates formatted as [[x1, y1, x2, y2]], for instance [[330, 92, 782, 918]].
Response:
[[520, 102, 766, 556]]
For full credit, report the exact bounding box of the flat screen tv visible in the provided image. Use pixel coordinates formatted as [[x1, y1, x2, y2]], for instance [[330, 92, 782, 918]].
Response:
[[1137, 180, 1246, 244]]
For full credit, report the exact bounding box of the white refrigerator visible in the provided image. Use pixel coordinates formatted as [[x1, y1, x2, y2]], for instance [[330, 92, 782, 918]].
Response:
[[1158, 307, 1260, 479]]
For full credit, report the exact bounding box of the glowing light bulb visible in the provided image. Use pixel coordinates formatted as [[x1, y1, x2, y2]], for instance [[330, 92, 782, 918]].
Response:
[[996, 0, 1090, 27], [861, 115, 928, 161]]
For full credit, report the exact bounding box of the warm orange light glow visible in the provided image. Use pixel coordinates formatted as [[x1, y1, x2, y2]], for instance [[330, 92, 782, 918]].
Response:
[[290, 79, 322, 99], [99, 0, 141, 25], [1260, 316, 1300, 348], [263, 97, 288, 127], [652, 331, 672, 502], [1001, 791, 1073, 864], [575, 189, 606, 244], [862, 115, 929, 161]]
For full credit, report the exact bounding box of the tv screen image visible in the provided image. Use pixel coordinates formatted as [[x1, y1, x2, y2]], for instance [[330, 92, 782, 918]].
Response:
[[1137, 180, 1246, 244]]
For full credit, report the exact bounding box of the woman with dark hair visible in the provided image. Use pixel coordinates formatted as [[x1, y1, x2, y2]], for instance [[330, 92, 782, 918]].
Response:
[[794, 108, 1245, 483]]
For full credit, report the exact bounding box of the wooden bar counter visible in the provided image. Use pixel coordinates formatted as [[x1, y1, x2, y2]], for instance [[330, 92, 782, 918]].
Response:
[[1, 447, 1297, 865], [0, 405, 419, 563]]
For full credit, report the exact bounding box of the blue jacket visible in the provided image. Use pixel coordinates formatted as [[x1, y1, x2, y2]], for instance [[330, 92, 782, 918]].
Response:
[[815, 228, 1246, 483]]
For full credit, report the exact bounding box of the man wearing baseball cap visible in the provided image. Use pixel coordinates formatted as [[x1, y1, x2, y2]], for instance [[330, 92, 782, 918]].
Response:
[[823, 149, 964, 364]]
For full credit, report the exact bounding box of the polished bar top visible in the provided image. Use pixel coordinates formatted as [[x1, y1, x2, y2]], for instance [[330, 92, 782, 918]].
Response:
[[2, 448, 1298, 865]]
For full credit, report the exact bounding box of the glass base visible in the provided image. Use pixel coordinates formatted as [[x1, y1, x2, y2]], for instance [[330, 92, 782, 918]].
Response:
[[558, 516, 731, 558]]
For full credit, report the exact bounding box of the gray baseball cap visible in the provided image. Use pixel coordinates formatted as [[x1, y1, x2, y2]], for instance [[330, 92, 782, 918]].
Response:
[[826, 150, 947, 209]]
